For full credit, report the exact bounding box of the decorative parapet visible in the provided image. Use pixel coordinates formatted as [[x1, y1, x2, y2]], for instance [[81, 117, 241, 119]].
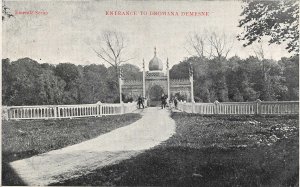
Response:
[[123, 80, 143, 86], [146, 71, 166, 77], [170, 79, 190, 85]]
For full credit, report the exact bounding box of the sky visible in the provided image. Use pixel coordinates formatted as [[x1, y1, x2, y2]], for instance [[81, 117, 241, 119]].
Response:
[[3, 0, 290, 70]]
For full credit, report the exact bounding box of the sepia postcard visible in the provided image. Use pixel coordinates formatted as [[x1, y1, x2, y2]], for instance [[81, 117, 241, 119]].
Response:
[[1, 0, 299, 186]]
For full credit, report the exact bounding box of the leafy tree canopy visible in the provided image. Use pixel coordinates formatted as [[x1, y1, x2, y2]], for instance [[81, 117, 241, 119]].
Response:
[[54, 63, 80, 90], [2, 56, 298, 105], [120, 63, 142, 80], [238, 0, 299, 54]]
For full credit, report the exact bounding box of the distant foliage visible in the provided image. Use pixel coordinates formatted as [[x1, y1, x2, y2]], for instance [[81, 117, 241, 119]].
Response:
[[2, 54, 298, 105], [170, 56, 299, 102], [121, 64, 143, 80], [238, 0, 299, 54], [2, 58, 142, 106]]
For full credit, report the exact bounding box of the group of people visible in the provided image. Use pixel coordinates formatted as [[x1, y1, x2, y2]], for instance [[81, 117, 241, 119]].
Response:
[[161, 94, 179, 109], [137, 94, 179, 109]]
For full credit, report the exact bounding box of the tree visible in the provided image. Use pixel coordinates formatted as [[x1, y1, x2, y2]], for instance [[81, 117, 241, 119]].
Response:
[[93, 30, 133, 103], [279, 56, 299, 100], [208, 31, 234, 60], [170, 60, 190, 79], [3, 58, 149, 105], [185, 32, 211, 59], [170, 56, 229, 102], [185, 30, 234, 60], [2, 2, 14, 21], [187, 32, 233, 102], [54, 63, 79, 89], [80, 64, 109, 103], [93, 30, 133, 75], [106, 66, 120, 103], [226, 57, 258, 101], [120, 63, 142, 80], [2, 58, 66, 105], [37, 70, 66, 105], [8, 58, 43, 105], [2, 58, 12, 105], [54, 63, 81, 103], [251, 44, 274, 101], [238, 0, 299, 54], [252, 43, 265, 60]]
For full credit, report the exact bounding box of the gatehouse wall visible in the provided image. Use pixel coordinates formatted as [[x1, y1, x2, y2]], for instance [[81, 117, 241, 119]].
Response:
[[122, 77, 193, 102], [122, 80, 143, 100]]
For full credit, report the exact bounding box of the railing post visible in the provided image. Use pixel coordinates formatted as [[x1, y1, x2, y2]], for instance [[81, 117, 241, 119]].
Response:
[[121, 103, 125, 114], [192, 102, 195, 113], [214, 100, 219, 114], [53, 106, 57, 118], [100, 104, 103, 117], [57, 107, 61, 118], [97, 101, 102, 117], [255, 99, 262, 115], [2, 106, 9, 121]]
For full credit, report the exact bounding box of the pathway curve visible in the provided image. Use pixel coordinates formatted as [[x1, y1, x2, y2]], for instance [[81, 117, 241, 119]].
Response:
[[9, 107, 176, 186]]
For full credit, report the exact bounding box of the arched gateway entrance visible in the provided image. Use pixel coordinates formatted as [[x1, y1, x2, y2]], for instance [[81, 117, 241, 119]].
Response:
[[148, 85, 164, 106], [121, 47, 194, 106]]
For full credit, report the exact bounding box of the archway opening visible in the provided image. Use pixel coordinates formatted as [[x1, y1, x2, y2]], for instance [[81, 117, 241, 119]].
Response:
[[148, 85, 164, 107]]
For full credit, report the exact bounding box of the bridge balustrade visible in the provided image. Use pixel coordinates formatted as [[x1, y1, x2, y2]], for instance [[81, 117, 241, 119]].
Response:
[[177, 100, 299, 115], [2, 102, 138, 120]]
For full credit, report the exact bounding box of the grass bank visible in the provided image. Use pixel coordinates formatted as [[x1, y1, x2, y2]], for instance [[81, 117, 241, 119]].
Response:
[[2, 114, 141, 185], [54, 113, 298, 186]]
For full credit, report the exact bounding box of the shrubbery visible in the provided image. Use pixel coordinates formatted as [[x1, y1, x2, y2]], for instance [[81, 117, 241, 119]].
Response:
[[170, 55, 299, 102], [2, 58, 141, 106]]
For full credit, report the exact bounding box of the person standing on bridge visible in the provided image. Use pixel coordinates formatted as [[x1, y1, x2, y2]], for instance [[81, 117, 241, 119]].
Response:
[[174, 96, 178, 109], [161, 94, 167, 109], [138, 95, 144, 109]]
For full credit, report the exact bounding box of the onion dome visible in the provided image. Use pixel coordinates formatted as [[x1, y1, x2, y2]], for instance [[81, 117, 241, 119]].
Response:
[[149, 47, 163, 71]]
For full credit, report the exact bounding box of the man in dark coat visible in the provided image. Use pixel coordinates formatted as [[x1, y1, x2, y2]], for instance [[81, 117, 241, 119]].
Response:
[[174, 96, 178, 109], [138, 95, 144, 109], [161, 94, 167, 109]]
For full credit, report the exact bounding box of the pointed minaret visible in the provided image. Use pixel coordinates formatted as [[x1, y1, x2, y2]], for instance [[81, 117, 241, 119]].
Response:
[[142, 59, 146, 98], [189, 62, 195, 103], [119, 68, 123, 104], [167, 58, 170, 102]]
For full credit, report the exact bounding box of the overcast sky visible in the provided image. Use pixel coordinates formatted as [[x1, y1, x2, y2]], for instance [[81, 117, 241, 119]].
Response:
[[3, 0, 290, 70]]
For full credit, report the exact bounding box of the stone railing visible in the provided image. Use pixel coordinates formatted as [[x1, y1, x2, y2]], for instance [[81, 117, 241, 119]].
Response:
[[177, 100, 299, 115], [170, 79, 190, 84], [2, 102, 138, 120]]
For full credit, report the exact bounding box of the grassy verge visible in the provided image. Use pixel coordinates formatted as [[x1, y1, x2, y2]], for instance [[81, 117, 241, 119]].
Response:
[[2, 114, 141, 186], [54, 113, 298, 186]]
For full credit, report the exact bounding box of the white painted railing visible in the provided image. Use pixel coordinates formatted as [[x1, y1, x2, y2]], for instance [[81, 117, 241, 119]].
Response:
[[177, 100, 299, 115], [2, 102, 138, 120]]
